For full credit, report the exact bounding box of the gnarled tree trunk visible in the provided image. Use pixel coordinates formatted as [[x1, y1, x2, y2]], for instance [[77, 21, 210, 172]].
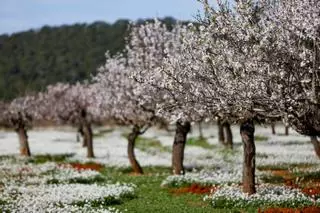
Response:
[[223, 122, 233, 149], [128, 125, 143, 174], [16, 126, 31, 157], [240, 120, 256, 195], [80, 109, 94, 158], [217, 119, 225, 145], [81, 126, 87, 147], [271, 123, 276, 135], [311, 136, 320, 158], [172, 120, 190, 175], [83, 122, 94, 158]]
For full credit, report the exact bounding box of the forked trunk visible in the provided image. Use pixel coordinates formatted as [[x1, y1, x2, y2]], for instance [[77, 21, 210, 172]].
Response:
[[83, 122, 94, 158], [240, 120, 256, 194], [16, 126, 31, 157], [172, 121, 190, 175], [285, 126, 289, 136], [311, 136, 320, 158], [217, 119, 225, 145], [223, 122, 233, 149], [128, 126, 143, 174], [271, 123, 276, 135]]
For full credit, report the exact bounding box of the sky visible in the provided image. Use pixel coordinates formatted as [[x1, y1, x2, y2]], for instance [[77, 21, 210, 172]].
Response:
[[0, 0, 205, 35]]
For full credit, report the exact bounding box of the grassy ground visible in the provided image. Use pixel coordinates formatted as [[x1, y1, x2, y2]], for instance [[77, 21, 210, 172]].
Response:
[[6, 153, 256, 212], [3, 153, 320, 212], [135, 136, 171, 153], [186, 137, 216, 149], [101, 166, 256, 213]]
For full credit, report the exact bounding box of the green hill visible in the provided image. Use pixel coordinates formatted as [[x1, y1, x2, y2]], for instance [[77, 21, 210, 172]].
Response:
[[0, 17, 177, 100]]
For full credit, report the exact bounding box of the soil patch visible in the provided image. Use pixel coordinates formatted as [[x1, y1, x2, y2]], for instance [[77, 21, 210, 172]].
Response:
[[60, 162, 104, 171], [169, 184, 217, 195], [270, 169, 294, 180]]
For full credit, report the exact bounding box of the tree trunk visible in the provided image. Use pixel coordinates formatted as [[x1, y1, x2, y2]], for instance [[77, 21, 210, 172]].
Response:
[[285, 126, 289, 136], [311, 136, 320, 158], [80, 126, 87, 147], [172, 121, 190, 175], [223, 122, 233, 149], [271, 123, 276, 135], [240, 120, 256, 194], [77, 125, 83, 143], [217, 119, 225, 145], [83, 122, 94, 158], [16, 126, 31, 157], [128, 126, 143, 174], [198, 122, 204, 139]]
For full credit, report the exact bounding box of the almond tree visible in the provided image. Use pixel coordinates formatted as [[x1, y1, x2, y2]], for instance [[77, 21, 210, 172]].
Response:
[[128, 2, 281, 194], [126, 20, 211, 174], [260, 0, 320, 156], [41, 83, 101, 158], [126, 0, 319, 194], [179, 0, 319, 194], [92, 53, 160, 174], [262, 0, 320, 134], [0, 96, 40, 156]]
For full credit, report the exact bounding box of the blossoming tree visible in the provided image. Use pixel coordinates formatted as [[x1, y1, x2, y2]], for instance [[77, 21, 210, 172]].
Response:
[[127, 0, 319, 195], [93, 53, 161, 174], [125, 20, 212, 174], [0, 95, 40, 156], [175, 0, 319, 194], [41, 83, 101, 158], [259, 0, 320, 158]]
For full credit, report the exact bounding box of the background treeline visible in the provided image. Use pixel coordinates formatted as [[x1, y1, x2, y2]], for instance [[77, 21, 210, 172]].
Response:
[[0, 17, 178, 100]]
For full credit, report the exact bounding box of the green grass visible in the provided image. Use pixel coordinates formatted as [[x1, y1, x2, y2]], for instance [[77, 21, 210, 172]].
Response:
[[47, 175, 107, 184], [0, 199, 7, 206], [136, 136, 171, 153], [27, 153, 74, 164], [210, 196, 314, 209], [121, 133, 171, 153], [280, 141, 307, 146], [186, 137, 216, 149], [4, 153, 318, 212], [100, 166, 234, 213], [254, 135, 269, 142], [72, 193, 136, 207], [98, 166, 264, 213], [293, 170, 320, 182], [260, 174, 286, 184]]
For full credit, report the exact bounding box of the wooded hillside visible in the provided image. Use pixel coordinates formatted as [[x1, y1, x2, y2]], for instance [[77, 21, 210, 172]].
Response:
[[0, 17, 177, 100]]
